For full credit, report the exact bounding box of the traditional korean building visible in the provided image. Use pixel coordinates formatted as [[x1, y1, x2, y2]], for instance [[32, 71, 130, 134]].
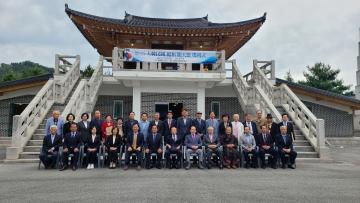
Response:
[[3, 4, 360, 162]]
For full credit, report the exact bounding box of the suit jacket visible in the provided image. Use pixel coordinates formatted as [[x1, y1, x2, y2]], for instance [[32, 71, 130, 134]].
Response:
[[106, 135, 122, 150], [203, 133, 220, 149], [268, 122, 279, 139], [86, 134, 101, 149], [124, 119, 139, 136], [145, 133, 163, 151], [275, 134, 294, 151], [45, 117, 64, 137], [148, 120, 164, 136], [218, 121, 232, 136], [176, 117, 192, 138], [184, 133, 202, 150], [242, 121, 258, 136], [126, 132, 144, 149], [205, 118, 219, 136], [63, 132, 82, 149], [89, 118, 103, 136], [165, 134, 182, 149], [256, 133, 274, 147], [163, 119, 177, 137], [192, 119, 206, 135], [278, 121, 295, 140], [78, 121, 90, 143], [42, 134, 62, 153]]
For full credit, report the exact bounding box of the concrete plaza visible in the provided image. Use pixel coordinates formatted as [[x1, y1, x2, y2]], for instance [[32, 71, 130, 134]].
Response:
[[0, 146, 359, 203]]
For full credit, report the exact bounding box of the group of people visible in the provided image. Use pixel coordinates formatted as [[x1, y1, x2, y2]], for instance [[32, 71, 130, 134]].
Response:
[[40, 108, 297, 171]]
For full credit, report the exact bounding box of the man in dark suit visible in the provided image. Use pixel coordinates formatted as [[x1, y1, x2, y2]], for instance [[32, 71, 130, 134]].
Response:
[[145, 125, 163, 169], [257, 125, 278, 169], [89, 110, 103, 138], [40, 125, 62, 169], [78, 113, 90, 144], [176, 108, 192, 142], [124, 112, 139, 136], [203, 126, 222, 169], [124, 123, 143, 170], [276, 125, 297, 169], [192, 111, 206, 140], [278, 113, 295, 141], [163, 111, 176, 138], [266, 114, 279, 140], [184, 126, 204, 170], [60, 122, 83, 171], [148, 112, 164, 137], [243, 113, 258, 136], [165, 126, 182, 169]]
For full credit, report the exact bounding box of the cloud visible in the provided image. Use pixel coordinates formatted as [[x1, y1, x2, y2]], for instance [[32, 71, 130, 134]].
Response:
[[0, 0, 359, 88]]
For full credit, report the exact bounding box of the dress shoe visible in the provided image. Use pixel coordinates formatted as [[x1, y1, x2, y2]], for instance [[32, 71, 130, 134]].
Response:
[[137, 165, 141, 170], [198, 164, 204, 169], [59, 166, 68, 171], [281, 164, 286, 169], [185, 164, 190, 170], [261, 165, 266, 169], [232, 165, 237, 169], [288, 164, 295, 169], [123, 165, 129, 170]]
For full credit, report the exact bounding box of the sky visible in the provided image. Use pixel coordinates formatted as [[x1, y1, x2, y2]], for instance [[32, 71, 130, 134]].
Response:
[[0, 0, 359, 89]]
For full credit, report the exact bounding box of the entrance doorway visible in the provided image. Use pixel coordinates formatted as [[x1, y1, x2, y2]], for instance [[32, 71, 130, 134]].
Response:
[[9, 103, 28, 136], [169, 103, 183, 120], [154, 102, 183, 120]]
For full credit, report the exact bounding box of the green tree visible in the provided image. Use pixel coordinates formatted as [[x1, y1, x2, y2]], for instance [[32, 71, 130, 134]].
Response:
[[284, 70, 294, 83], [81, 65, 94, 78], [21, 66, 46, 78], [2, 71, 19, 81], [298, 62, 351, 95]]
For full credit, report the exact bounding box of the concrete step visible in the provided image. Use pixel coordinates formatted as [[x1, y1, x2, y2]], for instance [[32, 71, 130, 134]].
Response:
[[294, 140, 311, 146], [19, 152, 40, 159], [0, 140, 11, 144], [32, 134, 45, 140], [27, 140, 42, 146], [34, 129, 45, 135], [297, 152, 319, 158], [0, 137, 11, 140], [23, 146, 41, 152], [294, 135, 306, 140], [294, 129, 301, 134], [38, 124, 46, 129], [294, 146, 315, 152], [4, 158, 39, 163]]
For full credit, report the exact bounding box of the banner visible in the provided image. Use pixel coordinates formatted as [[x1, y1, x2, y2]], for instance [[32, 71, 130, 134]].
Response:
[[123, 48, 218, 64]]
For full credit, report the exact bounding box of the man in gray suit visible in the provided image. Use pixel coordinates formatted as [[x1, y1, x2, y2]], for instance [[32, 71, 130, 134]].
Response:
[[205, 111, 219, 136], [45, 110, 64, 137], [184, 126, 204, 170], [203, 126, 222, 169]]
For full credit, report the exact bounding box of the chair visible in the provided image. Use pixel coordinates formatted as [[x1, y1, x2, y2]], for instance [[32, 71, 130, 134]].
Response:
[[205, 146, 223, 169], [99, 144, 122, 168], [58, 146, 81, 168], [184, 145, 205, 168], [80, 144, 102, 168], [165, 146, 184, 169], [38, 146, 61, 169]]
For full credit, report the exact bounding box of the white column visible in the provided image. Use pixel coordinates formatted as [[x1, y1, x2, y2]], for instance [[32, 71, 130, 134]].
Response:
[[197, 85, 206, 119], [132, 81, 141, 121]]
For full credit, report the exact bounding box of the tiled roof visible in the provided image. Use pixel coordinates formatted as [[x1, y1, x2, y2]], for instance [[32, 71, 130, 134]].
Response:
[[275, 78, 360, 105], [65, 4, 266, 29], [0, 74, 52, 89]]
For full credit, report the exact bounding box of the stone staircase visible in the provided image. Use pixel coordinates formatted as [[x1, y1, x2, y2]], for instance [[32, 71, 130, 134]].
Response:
[[276, 106, 319, 158], [14, 80, 81, 163]]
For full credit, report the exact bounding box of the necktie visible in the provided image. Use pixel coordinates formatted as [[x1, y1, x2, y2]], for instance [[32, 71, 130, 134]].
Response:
[[72, 133, 75, 138], [283, 136, 286, 145], [173, 134, 176, 141], [132, 133, 137, 149], [51, 136, 54, 144], [192, 134, 196, 143], [263, 134, 266, 143], [211, 119, 214, 127], [153, 134, 156, 144], [168, 119, 171, 127]]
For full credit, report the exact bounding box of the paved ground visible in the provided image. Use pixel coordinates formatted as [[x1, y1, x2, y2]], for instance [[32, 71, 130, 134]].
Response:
[[0, 146, 359, 203]]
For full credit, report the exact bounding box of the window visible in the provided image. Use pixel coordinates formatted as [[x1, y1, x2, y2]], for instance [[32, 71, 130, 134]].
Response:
[[113, 100, 123, 120], [211, 101, 220, 119]]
